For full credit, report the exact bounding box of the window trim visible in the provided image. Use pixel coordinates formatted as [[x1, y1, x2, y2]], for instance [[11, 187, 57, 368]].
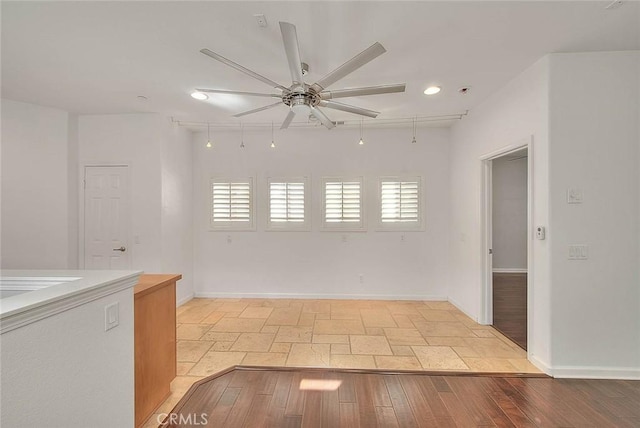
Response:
[[377, 176, 424, 231], [320, 176, 366, 231], [209, 177, 256, 231], [266, 176, 311, 231]]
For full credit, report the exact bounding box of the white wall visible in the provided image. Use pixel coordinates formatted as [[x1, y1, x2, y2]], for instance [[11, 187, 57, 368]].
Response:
[[492, 156, 528, 270], [449, 57, 551, 366], [79, 114, 163, 272], [0, 287, 135, 427], [79, 114, 194, 301], [193, 126, 450, 299], [548, 51, 639, 377], [161, 120, 194, 304], [1, 99, 71, 269]]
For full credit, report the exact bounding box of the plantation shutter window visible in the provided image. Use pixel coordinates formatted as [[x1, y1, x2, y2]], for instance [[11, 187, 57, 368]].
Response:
[[210, 178, 255, 230], [321, 177, 365, 230], [268, 178, 309, 230], [379, 177, 423, 230]]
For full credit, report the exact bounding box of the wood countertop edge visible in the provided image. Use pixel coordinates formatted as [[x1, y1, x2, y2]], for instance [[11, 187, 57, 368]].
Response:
[[134, 274, 182, 297]]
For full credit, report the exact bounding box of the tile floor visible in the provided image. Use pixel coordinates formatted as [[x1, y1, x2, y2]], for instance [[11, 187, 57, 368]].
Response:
[[143, 298, 540, 427]]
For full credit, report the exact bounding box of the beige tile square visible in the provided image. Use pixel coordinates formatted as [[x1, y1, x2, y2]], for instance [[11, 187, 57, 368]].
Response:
[[230, 333, 275, 352], [412, 346, 469, 370], [222, 311, 241, 318], [417, 308, 458, 322], [385, 303, 421, 315], [424, 337, 468, 347], [366, 327, 385, 335], [452, 346, 480, 358], [218, 301, 249, 312], [331, 344, 351, 355], [211, 342, 234, 351], [177, 341, 213, 362], [302, 301, 331, 313], [297, 312, 315, 327], [176, 362, 195, 376], [177, 303, 218, 323], [375, 356, 422, 370], [330, 354, 376, 369], [200, 311, 226, 324], [472, 329, 496, 338], [176, 324, 212, 340], [239, 307, 273, 319], [508, 359, 543, 373], [286, 344, 330, 367], [361, 309, 398, 328], [265, 307, 301, 326], [314, 319, 365, 335], [461, 357, 519, 372], [330, 308, 362, 320], [261, 325, 279, 333], [350, 335, 393, 356], [315, 312, 331, 320], [209, 318, 265, 333], [270, 342, 291, 353], [312, 334, 350, 344], [413, 321, 476, 337], [424, 301, 457, 311], [391, 345, 415, 356], [274, 326, 312, 343], [189, 351, 246, 377], [463, 338, 525, 358], [383, 328, 428, 346], [392, 315, 416, 328], [242, 352, 287, 366], [201, 331, 240, 342]]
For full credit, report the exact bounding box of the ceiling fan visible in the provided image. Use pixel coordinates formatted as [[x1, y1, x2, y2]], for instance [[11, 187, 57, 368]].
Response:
[[196, 21, 406, 129]]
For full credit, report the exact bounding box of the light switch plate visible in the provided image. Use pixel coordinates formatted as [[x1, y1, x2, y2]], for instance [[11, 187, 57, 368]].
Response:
[[568, 244, 588, 260], [567, 188, 583, 204], [105, 302, 119, 331]]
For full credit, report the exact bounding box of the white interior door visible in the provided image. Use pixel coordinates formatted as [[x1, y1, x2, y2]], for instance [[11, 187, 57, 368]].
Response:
[[84, 166, 130, 269]]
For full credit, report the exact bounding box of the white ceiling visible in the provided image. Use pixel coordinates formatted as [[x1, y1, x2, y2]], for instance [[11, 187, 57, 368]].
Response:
[[2, 1, 638, 127]]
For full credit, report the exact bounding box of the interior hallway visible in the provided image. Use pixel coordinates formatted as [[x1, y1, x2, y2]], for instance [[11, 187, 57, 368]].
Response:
[[144, 298, 540, 427]]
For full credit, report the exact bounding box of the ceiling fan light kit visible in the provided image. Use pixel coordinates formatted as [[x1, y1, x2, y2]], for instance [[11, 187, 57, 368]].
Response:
[[196, 21, 406, 130]]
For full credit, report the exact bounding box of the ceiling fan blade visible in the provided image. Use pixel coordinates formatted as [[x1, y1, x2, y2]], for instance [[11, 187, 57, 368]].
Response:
[[279, 22, 305, 87], [232, 102, 282, 118], [311, 42, 386, 91], [318, 100, 379, 118], [309, 106, 335, 129], [320, 84, 406, 100], [196, 88, 281, 98], [200, 48, 288, 91], [280, 110, 296, 129]]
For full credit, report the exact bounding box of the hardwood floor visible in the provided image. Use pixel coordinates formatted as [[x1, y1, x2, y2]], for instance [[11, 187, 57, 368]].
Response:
[[492, 273, 527, 350], [159, 366, 640, 427]]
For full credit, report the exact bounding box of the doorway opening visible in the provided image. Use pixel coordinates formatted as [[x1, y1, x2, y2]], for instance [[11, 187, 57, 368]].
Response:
[[480, 138, 532, 352]]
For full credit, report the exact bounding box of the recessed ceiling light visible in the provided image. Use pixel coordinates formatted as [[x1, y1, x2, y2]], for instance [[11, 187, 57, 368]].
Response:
[[191, 91, 208, 100], [424, 86, 441, 95]]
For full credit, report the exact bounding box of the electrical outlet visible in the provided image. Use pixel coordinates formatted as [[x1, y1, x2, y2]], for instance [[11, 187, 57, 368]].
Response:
[[359, 274, 364, 284], [567, 188, 583, 204], [342, 235, 348, 243], [105, 302, 119, 331]]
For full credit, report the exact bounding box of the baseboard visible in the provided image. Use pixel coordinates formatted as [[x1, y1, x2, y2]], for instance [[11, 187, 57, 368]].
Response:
[[177, 293, 194, 307], [529, 354, 552, 376], [194, 291, 448, 301], [447, 297, 478, 323], [548, 365, 640, 380], [492, 268, 527, 274]]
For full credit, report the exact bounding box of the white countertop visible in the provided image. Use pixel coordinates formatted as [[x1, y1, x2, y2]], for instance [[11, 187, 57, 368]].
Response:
[[0, 270, 142, 333]]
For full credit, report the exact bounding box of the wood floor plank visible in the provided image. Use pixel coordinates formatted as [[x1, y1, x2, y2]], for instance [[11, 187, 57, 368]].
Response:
[[383, 375, 419, 428], [398, 376, 437, 427], [339, 402, 360, 427], [375, 406, 400, 427], [163, 366, 640, 428]]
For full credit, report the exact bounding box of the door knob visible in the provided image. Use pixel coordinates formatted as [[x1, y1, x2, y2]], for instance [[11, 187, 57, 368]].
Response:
[[113, 246, 126, 252]]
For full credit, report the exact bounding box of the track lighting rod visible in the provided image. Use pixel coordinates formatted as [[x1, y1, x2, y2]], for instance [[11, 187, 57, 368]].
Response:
[[172, 111, 468, 129]]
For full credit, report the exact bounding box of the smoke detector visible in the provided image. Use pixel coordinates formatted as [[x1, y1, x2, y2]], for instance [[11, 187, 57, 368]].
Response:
[[458, 86, 471, 95]]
